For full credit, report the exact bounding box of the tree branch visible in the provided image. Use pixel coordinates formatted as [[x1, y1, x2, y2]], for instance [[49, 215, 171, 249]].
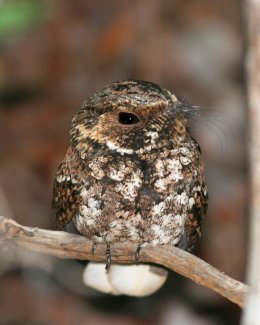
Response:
[[242, 1, 260, 324], [0, 216, 248, 308]]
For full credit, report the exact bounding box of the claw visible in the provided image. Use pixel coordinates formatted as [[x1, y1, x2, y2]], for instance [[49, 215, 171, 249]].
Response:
[[105, 243, 111, 271], [135, 244, 141, 262], [92, 242, 96, 255]]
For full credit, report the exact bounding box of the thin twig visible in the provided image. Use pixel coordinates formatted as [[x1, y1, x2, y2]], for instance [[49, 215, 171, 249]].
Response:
[[0, 216, 248, 308]]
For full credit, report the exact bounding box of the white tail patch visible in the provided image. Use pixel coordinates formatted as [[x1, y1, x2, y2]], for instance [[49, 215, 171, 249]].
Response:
[[83, 262, 168, 297]]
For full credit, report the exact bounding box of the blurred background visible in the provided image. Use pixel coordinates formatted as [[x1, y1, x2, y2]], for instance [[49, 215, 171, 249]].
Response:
[[0, 0, 246, 324]]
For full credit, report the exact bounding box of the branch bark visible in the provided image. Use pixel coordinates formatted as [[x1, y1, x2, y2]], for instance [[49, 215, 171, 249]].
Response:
[[242, 1, 260, 324], [0, 216, 248, 308]]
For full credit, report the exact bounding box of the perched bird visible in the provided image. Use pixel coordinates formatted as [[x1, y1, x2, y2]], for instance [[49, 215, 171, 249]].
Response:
[[52, 80, 208, 296]]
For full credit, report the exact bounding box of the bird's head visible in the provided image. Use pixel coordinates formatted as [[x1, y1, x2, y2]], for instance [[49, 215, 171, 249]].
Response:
[[70, 80, 195, 158]]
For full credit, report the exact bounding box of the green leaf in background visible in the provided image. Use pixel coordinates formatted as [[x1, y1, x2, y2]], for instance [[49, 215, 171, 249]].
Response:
[[0, 0, 51, 39]]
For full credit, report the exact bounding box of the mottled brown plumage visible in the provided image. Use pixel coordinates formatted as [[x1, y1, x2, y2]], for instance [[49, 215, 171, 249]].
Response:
[[53, 80, 208, 255]]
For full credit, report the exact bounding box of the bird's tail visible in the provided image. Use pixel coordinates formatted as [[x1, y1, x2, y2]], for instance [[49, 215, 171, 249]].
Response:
[[82, 262, 168, 297]]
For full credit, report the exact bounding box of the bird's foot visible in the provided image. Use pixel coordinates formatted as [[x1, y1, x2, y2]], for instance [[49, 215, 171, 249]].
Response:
[[91, 242, 96, 255], [135, 244, 141, 262], [105, 243, 111, 271]]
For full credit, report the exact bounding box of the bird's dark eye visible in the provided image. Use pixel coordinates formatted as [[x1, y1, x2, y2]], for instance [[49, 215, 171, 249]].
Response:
[[118, 112, 140, 125]]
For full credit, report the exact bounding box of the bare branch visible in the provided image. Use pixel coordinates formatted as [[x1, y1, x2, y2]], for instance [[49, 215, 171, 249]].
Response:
[[242, 1, 260, 324], [0, 216, 248, 308]]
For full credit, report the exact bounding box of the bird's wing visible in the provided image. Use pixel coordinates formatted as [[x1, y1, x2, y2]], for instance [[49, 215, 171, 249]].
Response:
[[52, 147, 83, 230], [184, 178, 208, 251], [177, 139, 208, 251]]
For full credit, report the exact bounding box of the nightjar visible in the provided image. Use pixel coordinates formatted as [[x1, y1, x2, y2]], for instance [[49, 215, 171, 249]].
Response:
[[52, 80, 208, 296]]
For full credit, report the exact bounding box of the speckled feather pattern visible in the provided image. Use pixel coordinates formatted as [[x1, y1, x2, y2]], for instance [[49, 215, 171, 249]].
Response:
[[53, 80, 208, 251]]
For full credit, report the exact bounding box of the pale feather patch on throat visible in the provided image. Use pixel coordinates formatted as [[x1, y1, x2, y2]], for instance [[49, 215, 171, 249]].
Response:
[[106, 140, 134, 155]]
